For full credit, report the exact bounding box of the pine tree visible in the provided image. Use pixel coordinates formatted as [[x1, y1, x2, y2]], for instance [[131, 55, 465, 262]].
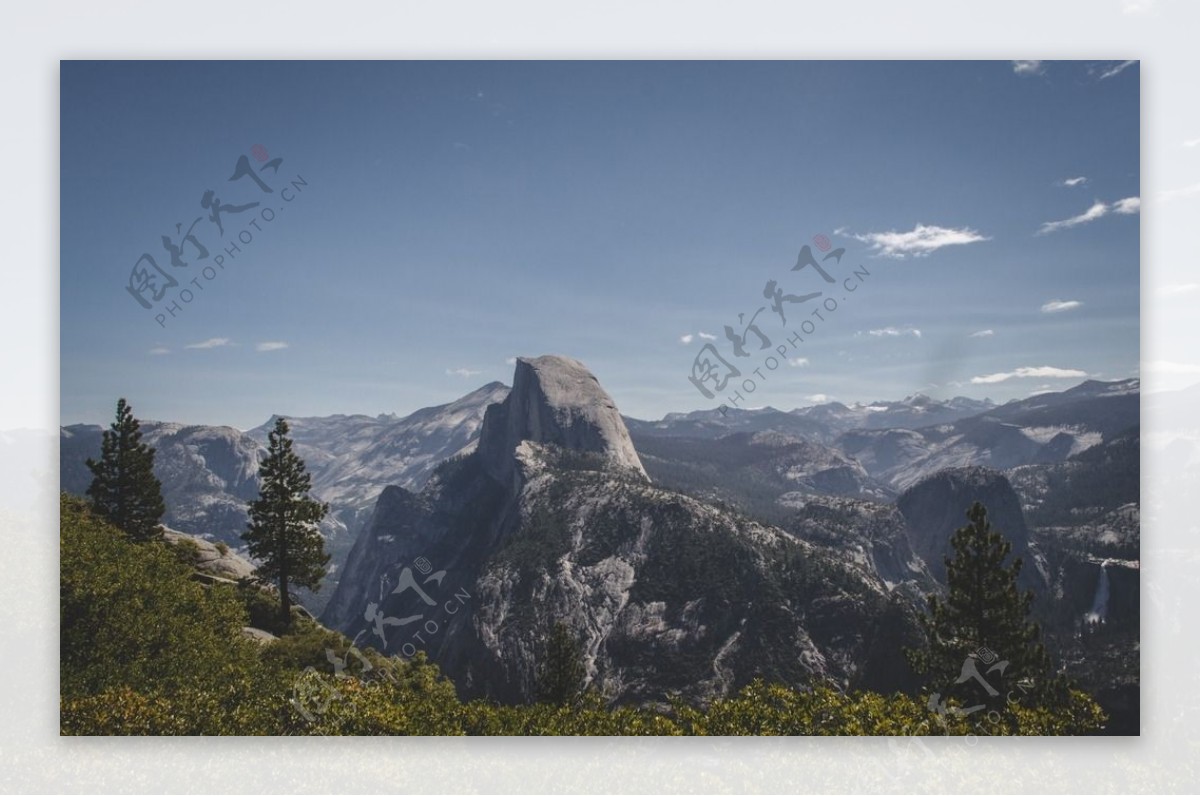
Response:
[[86, 398, 165, 542], [907, 501, 1056, 704], [535, 621, 587, 705], [243, 417, 329, 630]]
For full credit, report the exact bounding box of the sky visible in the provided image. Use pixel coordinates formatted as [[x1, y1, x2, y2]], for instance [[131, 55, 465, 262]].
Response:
[[60, 60, 1141, 429]]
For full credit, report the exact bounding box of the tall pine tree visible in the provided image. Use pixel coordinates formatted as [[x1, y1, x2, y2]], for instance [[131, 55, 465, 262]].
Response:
[[243, 417, 329, 630], [907, 501, 1056, 703], [86, 398, 165, 542]]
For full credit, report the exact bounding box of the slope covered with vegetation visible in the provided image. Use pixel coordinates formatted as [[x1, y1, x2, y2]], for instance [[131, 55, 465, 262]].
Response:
[[60, 495, 1103, 736]]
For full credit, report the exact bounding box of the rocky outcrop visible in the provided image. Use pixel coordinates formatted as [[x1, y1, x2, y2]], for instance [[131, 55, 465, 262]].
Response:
[[477, 355, 647, 494], [896, 466, 1043, 590], [163, 528, 256, 581]]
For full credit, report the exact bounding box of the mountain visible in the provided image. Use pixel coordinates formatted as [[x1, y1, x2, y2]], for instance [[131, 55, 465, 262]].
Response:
[[324, 355, 921, 704], [623, 393, 994, 445], [59, 383, 510, 611], [895, 465, 1044, 591], [624, 383, 1135, 540], [793, 394, 996, 435], [1006, 428, 1141, 734], [61, 422, 265, 546], [624, 406, 831, 442], [780, 495, 934, 593], [632, 430, 894, 524], [1008, 427, 1140, 546], [245, 382, 511, 583], [838, 379, 1139, 492]]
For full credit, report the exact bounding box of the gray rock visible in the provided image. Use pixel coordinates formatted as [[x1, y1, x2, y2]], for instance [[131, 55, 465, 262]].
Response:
[[896, 465, 1042, 590], [477, 355, 647, 494], [163, 528, 256, 581], [240, 626, 278, 644]]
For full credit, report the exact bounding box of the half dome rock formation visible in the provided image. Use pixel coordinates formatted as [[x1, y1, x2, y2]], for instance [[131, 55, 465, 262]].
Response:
[[477, 355, 647, 493], [323, 354, 913, 704]]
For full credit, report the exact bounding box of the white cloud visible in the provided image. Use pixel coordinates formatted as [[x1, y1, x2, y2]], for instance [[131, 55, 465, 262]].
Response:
[[1123, 0, 1157, 12], [446, 368, 482, 378], [866, 326, 922, 338], [788, 357, 809, 367], [969, 329, 995, 338], [185, 337, 232, 350], [255, 341, 289, 352], [1038, 201, 1107, 234], [679, 334, 694, 344], [842, 223, 989, 258], [1041, 299, 1083, 313], [147, 346, 170, 355], [1098, 60, 1137, 80], [804, 393, 832, 404], [1113, 196, 1141, 214], [505, 357, 517, 365], [1159, 283, 1200, 298], [970, 366, 1088, 384], [1185, 138, 1200, 148], [1037, 197, 1139, 234], [1059, 177, 1088, 187], [698, 332, 717, 341], [1012, 60, 1044, 76]]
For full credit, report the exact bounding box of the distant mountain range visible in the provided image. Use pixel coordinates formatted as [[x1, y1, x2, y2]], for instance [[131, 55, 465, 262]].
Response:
[[624, 393, 997, 443], [58, 369, 1140, 718]]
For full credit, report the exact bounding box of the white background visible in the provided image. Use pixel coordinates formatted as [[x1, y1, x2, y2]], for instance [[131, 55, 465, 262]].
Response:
[[2, 0, 1197, 792]]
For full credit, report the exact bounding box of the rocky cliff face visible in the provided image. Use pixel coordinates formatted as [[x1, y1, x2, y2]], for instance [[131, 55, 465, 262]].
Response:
[[896, 466, 1045, 590], [781, 495, 935, 593], [477, 355, 646, 493], [324, 354, 915, 704]]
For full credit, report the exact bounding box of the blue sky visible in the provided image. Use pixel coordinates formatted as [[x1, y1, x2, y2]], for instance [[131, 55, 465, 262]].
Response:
[[61, 60, 1139, 429]]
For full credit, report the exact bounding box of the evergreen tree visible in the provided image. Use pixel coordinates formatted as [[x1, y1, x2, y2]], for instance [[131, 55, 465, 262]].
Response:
[[907, 501, 1056, 704], [243, 417, 329, 630], [535, 621, 587, 705], [86, 398, 165, 542]]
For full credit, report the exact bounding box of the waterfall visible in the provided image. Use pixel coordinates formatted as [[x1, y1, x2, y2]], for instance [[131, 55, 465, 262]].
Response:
[[1085, 562, 1110, 624]]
